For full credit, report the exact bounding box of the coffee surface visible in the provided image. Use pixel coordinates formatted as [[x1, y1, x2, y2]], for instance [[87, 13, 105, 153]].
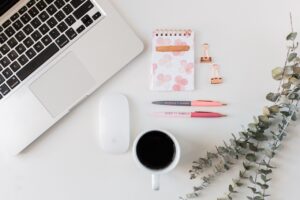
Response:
[[136, 131, 175, 170]]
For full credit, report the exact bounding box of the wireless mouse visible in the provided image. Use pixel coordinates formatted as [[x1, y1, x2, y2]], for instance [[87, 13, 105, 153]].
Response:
[[99, 94, 130, 154]]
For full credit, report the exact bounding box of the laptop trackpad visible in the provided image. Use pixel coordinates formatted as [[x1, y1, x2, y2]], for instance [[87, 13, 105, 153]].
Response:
[[30, 52, 96, 117]]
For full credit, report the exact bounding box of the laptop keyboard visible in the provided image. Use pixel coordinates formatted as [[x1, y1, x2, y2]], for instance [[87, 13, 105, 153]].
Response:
[[0, 0, 102, 100]]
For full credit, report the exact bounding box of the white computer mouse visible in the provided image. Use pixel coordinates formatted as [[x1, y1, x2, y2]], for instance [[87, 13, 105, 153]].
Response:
[[99, 94, 130, 154]]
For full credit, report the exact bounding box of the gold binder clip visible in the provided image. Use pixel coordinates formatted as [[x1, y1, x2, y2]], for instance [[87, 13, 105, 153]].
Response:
[[200, 43, 212, 63], [210, 63, 223, 84]]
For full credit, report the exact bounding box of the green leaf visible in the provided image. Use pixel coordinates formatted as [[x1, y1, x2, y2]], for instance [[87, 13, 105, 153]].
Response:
[[207, 152, 218, 159], [229, 184, 237, 193], [249, 142, 258, 152], [248, 123, 258, 132], [249, 175, 256, 184], [248, 186, 256, 193], [288, 52, 297, 62], [286, 32, 298, 41], [272, 67, 284, 80], [243, 162, 252, 170], [269, 105, 280, 113], [293, 66, 300, 74], [253, 196, 264, 200], [261, 174, 272, 182], [266, 92, 280, 102], [246, 153, 257, 162], [259, 169, 272, 175], [258, 115, 269, 123], [282, 82, 292, 89], [292, 112, 297, 121]]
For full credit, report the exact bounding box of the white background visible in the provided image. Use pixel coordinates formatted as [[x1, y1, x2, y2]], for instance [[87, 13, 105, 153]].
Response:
[[1, 0, 300, 199]]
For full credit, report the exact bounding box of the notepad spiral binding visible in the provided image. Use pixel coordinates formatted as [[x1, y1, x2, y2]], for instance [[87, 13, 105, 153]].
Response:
[[153, 29, 192, 37]]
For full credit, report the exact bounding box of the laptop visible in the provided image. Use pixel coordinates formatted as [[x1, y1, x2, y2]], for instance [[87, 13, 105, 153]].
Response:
[[0, 0, 144, 155]]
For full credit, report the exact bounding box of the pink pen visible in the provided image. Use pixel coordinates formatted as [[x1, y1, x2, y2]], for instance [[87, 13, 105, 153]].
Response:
[[154, 111, 226, 118]]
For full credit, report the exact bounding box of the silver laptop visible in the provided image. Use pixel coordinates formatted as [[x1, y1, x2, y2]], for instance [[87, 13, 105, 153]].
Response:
[[0, 0, 143, 155]]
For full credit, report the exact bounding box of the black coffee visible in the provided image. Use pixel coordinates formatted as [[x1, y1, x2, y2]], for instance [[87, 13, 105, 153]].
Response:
[[136, 131, 176, 170]]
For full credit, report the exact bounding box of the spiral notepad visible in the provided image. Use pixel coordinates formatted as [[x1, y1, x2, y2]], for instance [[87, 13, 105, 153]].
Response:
[[150, 29, 194, 91]]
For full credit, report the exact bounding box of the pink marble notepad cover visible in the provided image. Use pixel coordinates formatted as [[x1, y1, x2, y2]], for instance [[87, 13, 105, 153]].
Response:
[[150, 30, 194, 91]]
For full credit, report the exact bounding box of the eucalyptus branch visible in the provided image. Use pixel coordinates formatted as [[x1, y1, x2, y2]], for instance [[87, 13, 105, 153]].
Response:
[[185, 15, 300, 200]]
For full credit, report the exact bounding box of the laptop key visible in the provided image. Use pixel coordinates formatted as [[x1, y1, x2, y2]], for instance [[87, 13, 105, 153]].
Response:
[[28, 6, 40, 17], [36, 0, 47, 11], [39, 24, 50, 34], [23, 24, 34, 35], [26, 48, 37, 59], [81, 15, 93, 27], [16, 43, 26, 54], [7, 37, 18, 48], [0, 57, 11, 68], [41, 35, 52, 46], [47, 17, 58, 28], [57, 22, 68, 33], [55, 34, 69, 48], [24, 37, 34, 48], [0, 84, 10, 96], [54, 0, 65, 9], [39, 11, 50, 22], [65, 15, 76, 26], [73, 1, 94, 19], [31, 18, 42, 28], [10, 13, 20, 21], [3, 20, 12, 28], [92, 12, 101, 20], [70, 0, 85, 8], [0, 44, 10, 55], [18, 55, 29, 65], [7, 76, 20, 89], [20, 13, 31, 24], [15, 31, 26, 42], [45, 0, 53, 4], [17, 43, 60, 81], [2, 68, 13, 79], [0, 75, 4, 84], [31, 30, 42, 41], [76, 25, 85, 33], [5, 26, 16, 37], [0, 33, 8, 44], [27, 0, 36, 8], [10, 61, 21, 72], [33, 42, 44, 52], [49, 28, 60, 39], [12, 20, 23, 30], [8, 50, 18, 61], [46, 4, 58, 15], [19, 6, 28, 15], [62, 4, 74, 15], [54, 11, 66, 22], [65, 28, 77, 40]]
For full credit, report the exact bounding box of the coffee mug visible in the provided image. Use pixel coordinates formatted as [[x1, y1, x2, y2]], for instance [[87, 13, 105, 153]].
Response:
[[133, 129, 181, 190]]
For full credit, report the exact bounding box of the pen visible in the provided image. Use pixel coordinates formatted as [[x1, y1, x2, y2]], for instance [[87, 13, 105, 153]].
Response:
[[154, 111, 227, 118], [152, 100, 227, 107]]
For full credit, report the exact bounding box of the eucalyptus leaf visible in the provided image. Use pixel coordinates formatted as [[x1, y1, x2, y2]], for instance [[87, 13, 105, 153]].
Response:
[[293, 66, 300, 74], [289, 77, 300, 86], [288, 52, 297, 62], [286, 32, 298, 41], [272, 67, 284, 80], [246, 153, 257, 162], [266, 92, 280, 102], [269, 105, 280, 113]]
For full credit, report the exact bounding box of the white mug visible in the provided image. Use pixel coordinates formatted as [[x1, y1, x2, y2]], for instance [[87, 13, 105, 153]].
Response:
[[133, 129, 181, 190]]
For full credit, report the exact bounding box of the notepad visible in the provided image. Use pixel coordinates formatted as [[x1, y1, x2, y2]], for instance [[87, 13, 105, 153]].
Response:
[[150, 29, 195, 91]]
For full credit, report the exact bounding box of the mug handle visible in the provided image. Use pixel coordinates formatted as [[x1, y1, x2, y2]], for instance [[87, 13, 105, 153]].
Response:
[[152, 174, 160, 190]]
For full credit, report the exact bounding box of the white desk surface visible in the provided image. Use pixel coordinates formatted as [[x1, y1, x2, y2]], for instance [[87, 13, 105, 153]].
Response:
[[1, 0, 300, 199]]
